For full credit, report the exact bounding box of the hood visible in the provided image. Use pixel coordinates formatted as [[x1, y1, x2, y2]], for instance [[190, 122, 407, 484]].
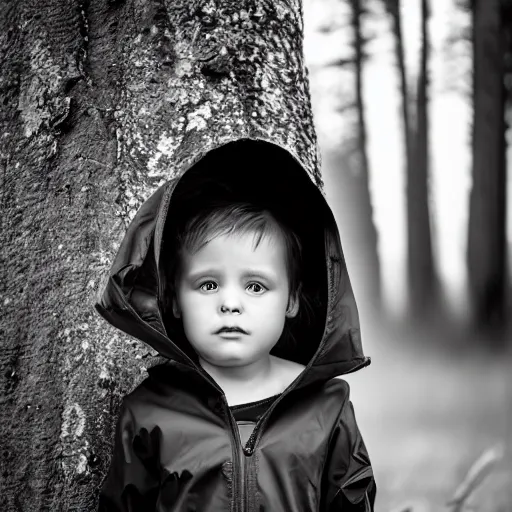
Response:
[[95, 138, 370, 392]]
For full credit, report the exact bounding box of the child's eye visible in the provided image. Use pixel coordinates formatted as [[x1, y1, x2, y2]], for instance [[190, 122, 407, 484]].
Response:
[[199, 281, 218, 292], [247, 282, 266, 294]]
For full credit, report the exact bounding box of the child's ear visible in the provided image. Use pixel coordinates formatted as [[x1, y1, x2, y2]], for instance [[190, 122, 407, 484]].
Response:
[[172, 298, 181, 318], [286, 293, 299, 318]]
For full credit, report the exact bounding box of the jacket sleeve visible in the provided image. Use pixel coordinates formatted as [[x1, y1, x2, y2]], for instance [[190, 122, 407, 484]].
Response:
[[321, 386, 377, 511], [98, 400, 160, 512]]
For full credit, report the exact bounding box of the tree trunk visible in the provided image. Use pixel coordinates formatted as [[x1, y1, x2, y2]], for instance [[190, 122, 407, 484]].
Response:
[[348, 0, 382, 310], [0, 1, 321, 509], [387, 0, 414, 178], [386, 0, 437, 320], [467, 0, 507, 337], [408, 0, 437, 319]]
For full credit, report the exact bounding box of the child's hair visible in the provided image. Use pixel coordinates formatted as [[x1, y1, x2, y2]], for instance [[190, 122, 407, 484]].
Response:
[[173, 202, 302, 301], [165, 202, 313, 354]]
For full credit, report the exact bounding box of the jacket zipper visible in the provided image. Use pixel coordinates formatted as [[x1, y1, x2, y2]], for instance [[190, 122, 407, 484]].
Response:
[[223, 397, 247, 512], [242, 401, 275, 457], [241, 447, 247, 512]]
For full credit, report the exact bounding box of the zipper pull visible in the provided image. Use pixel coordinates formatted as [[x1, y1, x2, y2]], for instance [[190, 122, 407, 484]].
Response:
[[243, 430, 257, 456]]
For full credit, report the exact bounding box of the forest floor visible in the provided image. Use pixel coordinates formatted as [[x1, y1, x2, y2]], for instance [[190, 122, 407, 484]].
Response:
[[342, 322, 512, 512]]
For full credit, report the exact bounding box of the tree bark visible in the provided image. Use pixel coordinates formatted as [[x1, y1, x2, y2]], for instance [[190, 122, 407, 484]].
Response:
[[0, 0, 322, 509]]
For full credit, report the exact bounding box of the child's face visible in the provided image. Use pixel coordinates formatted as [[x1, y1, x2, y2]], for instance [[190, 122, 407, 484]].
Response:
[[173, 231, 298, 370]]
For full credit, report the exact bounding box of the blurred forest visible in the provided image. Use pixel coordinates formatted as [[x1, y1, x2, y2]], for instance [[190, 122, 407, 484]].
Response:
[[304, 0, 512, 510]]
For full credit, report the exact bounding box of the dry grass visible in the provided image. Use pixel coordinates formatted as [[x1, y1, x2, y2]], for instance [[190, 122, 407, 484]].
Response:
[[448, 444, 505, 512], [342, 324, 512, 512]]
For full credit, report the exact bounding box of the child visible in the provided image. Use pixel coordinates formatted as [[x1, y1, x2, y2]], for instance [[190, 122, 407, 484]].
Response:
[[96, 139, 376, 511]]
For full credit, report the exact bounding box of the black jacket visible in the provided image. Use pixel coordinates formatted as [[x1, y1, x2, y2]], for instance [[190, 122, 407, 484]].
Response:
[[96, 139, 376, 511]]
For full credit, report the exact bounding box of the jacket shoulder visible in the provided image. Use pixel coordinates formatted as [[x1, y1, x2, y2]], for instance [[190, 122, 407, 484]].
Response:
[[120, 378, 156, 418], [322, 376, 351, 401], [122, 362, 202, 421], [296, 378, 351, 423], [121, 367, 175, 415]]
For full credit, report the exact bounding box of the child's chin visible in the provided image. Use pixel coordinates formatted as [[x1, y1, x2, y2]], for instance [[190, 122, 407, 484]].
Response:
[[212, 354, 251, 365], [206, 351, 260, 367]]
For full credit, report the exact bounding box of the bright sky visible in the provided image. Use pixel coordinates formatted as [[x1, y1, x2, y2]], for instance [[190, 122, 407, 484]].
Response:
[[303, 0, 507, 320]]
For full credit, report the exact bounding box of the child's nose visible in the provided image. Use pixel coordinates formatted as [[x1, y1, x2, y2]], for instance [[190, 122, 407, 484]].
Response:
[[219, 291, 243, 315], [220, 304, 241, 315]]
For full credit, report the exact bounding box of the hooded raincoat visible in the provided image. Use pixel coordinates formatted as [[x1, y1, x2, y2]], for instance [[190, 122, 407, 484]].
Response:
[[95, 138, 376, 511]]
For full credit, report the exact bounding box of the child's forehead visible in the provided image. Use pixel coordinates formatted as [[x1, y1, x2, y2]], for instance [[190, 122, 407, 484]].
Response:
[[192, 225, 284, 250], [179, 230, 287, 267]]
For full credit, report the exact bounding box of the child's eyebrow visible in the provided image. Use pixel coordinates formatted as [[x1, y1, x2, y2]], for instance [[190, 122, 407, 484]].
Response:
[[241, 270, 276, 281], [186, 268, 278, 282], [186, 269, 220, 281]]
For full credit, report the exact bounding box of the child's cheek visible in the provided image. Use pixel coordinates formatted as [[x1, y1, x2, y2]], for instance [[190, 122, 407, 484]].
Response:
[[182, 291, 214, 319]]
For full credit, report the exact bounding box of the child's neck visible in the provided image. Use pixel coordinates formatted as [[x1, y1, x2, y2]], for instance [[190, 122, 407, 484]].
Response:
[[199, 355, 305, 406], [200, 355, 271, 386], [199, 355, 277, 405]]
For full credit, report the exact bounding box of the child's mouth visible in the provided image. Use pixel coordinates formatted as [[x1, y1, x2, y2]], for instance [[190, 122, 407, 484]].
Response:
[[218, 332, 244, 340], [214, 326, 249, 335]]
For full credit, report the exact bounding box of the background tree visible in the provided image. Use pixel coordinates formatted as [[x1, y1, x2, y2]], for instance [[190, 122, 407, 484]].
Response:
[[348, 0, 382, 310], [409, 0, 438, 320], [383, 0, 438, 321], [0, 0, 323, 509], [320, 0, 381, 313], [467, 0, 509, 340]]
